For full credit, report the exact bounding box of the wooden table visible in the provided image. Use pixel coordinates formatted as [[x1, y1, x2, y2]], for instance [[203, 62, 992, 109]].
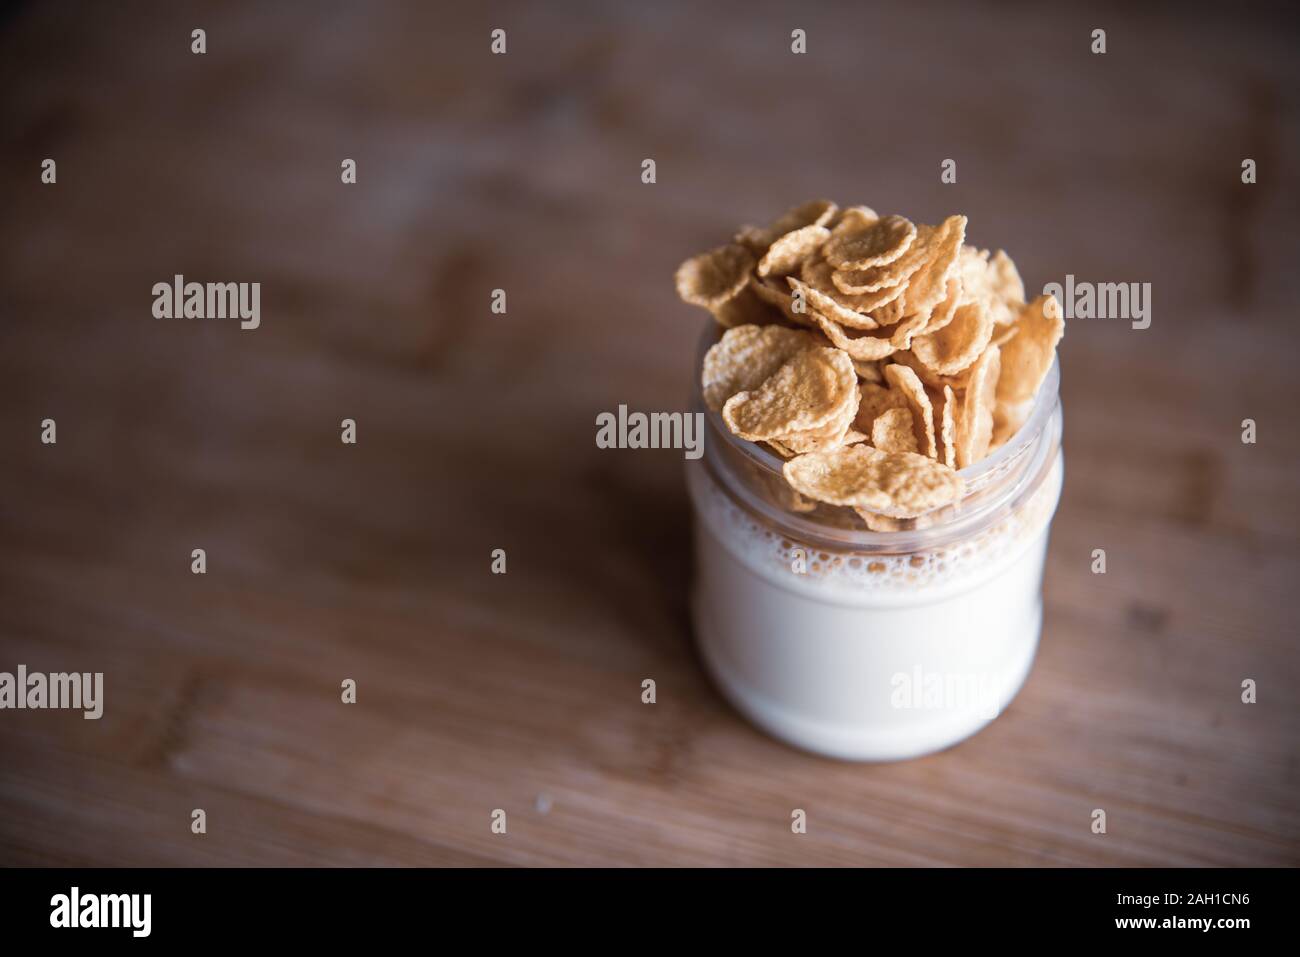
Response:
[[1, 1, 1296, 866]]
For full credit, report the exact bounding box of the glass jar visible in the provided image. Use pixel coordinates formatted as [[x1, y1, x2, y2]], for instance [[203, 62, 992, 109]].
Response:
[[686, 323, 1064, 761]]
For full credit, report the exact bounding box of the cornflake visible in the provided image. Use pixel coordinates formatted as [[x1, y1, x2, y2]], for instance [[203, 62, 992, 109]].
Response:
[[921, 276, 963, 335], [997, 295, 1064, 404], [854, 382, 909, 432], [758, 225, 832, 278], [783, 445, 964, 518], [896, 215, 967, 323], [722, 347, 856, 441], [910, 298, 994, 377], [938, 385, 959, 469], [675, 243, 753, 310], [736, 200, 838, 253], [701, 324, 816, 412], [956, 344, 1001, 468], [810, 309, 904, 360], [871, 407, 920, 454], [791, 256, 902, 328], [824, 214, 917, 271], [883, 363, 938, 460]]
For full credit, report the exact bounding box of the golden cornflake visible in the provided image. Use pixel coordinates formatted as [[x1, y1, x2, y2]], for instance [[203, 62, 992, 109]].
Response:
[[938, 385, 958, 469], [757, 224, 832, 277], [997, 294, 1063, 404], [956, 344, 1001, 468], [853, 381, 910, 433], [809, 310, 905, 360], [783, 445, 965, 517], [921, 276, 963, 335], [895, 215, 967, 323], [675, 243, 754, 308], [790, 256, 907, 328], [871, 406, 920, 454], [701, 324, 817, 411], [736, 200, 838, 254], [909, 298, 994, 376], [722, 347, 856, 440], [883, 363, 938, 459], [824, 214, 917, 271]]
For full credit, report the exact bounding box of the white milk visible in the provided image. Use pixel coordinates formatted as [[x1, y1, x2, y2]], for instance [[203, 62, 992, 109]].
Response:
[[686, 439, 1064, 762]]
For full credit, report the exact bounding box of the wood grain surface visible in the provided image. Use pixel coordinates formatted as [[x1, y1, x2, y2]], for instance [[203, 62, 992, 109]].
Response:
[[1, 1, 1297, 866]]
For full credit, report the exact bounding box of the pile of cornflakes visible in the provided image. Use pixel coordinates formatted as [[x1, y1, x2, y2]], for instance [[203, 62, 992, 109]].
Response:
[[677, 201, 1063, 527]]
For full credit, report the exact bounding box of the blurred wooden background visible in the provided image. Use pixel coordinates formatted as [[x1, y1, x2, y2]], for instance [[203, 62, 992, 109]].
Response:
[[1, 1, 1297, 866]]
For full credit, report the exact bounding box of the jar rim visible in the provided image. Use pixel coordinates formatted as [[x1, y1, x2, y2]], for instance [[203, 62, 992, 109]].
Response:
[[693, 320, 1063, 552]]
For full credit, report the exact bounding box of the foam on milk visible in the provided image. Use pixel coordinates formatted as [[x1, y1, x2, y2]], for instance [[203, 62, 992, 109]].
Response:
[[691, 452, 1063, 595]]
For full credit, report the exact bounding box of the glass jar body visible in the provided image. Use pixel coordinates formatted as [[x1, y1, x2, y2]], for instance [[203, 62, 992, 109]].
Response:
[[686, 357, 1064, 761]]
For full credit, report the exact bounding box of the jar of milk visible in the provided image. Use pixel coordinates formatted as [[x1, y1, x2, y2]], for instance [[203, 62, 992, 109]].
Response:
[[686, 329, 1064, 761]]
